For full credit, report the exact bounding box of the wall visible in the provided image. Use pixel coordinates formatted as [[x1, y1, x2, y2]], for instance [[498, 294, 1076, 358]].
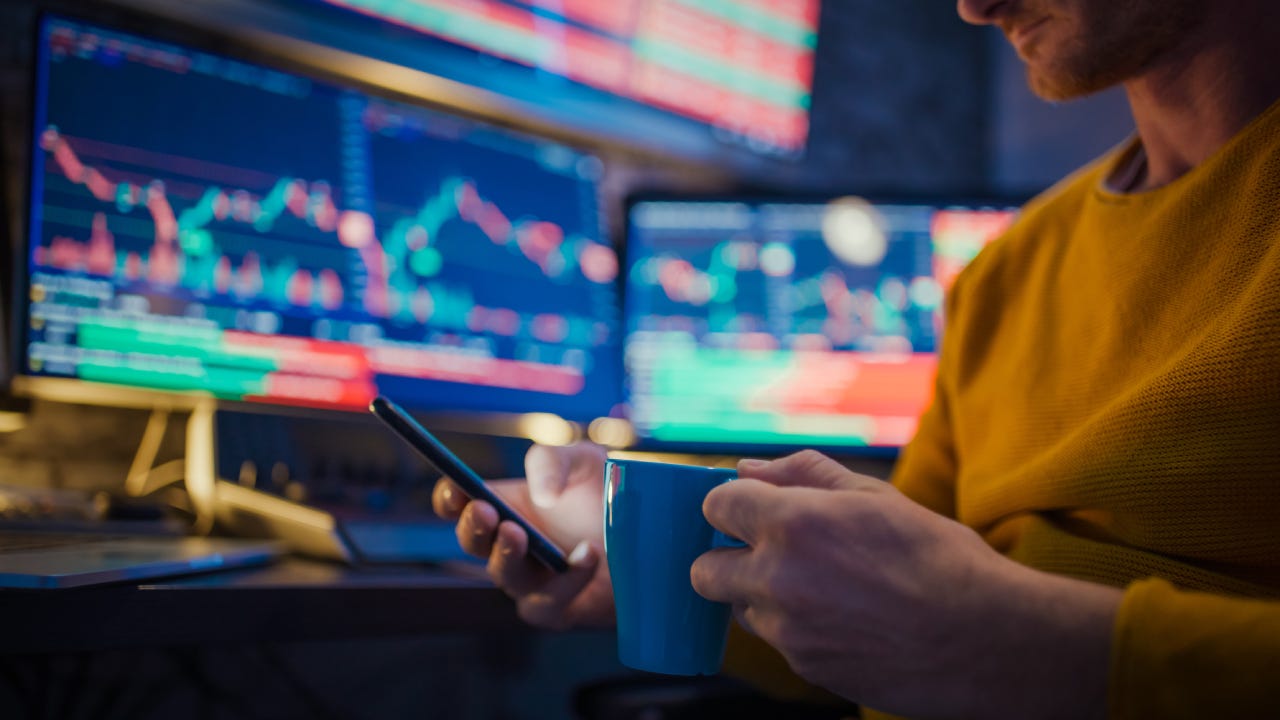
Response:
[[986, 28, 1135, 195], [790, 0, 990, 194]]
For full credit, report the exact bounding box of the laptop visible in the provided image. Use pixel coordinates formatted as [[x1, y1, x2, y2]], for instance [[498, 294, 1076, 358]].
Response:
[[0, 486, 282, 589], [0, 529, 283, 589], [0, 527, 282, 589]]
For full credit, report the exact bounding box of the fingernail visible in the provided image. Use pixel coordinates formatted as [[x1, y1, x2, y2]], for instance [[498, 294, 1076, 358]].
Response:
[[568, 540, 592, 567], [739, 458, 768, 472], [440, 484, 454, 504]]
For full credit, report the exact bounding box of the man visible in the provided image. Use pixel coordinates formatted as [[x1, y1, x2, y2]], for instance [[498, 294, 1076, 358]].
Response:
[[434, 0, 1280, 716]]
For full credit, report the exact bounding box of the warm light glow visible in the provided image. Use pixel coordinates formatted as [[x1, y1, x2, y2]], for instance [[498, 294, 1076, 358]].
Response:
[[0, 412, 28, 434], [588, 417, 636, 448], [822, 196, 887, 267], [518, 412, 577, 446]]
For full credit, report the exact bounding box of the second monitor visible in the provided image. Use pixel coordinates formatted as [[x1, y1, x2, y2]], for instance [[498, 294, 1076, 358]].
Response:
[[623, 194, 1019, 455]]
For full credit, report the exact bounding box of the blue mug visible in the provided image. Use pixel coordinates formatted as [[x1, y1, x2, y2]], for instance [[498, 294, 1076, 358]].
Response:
[[603, 458, 743, 676]]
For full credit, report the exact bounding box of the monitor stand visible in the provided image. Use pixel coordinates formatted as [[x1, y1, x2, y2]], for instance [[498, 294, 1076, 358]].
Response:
[[124, 402, 471, 565], [125, 400, 355, 560], [123, 399, 216, 535]]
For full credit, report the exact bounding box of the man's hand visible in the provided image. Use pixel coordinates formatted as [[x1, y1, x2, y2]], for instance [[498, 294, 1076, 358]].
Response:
[[432, 442, 615, 630], [690, 450, 1122, 719]]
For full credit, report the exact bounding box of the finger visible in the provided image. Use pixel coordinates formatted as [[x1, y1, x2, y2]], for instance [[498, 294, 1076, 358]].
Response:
[[455, 499, 500, 558], [431, 477, 468, 519], [690, 546, 752, 604], [514, 541, 600, 629], [524, 444, 573, 508], [487, 520, 548, 596], [702, 477, 780, 546], [738, 450, 882, 492], [525, 442, 604, 509]]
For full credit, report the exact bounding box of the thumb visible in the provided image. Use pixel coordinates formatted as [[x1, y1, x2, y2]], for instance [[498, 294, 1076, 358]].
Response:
[[525, 444, 572, 508], [737, 450, 880, 492], [525, 442, 605, 508]]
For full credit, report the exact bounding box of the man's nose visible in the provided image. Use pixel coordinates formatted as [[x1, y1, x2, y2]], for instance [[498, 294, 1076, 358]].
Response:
[[957, 0, 1012, 25]]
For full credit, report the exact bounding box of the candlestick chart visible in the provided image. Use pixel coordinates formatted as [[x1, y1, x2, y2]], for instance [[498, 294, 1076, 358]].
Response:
[[36, 127, 351, 309], [23, 17, 620, 420], [624, 199, 1017, 449]]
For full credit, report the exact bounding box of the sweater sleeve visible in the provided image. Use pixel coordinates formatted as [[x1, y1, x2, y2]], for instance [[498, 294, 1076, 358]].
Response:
[[888, 370, 957, 518], [1110, 578, 1280, 718], [888, 269, 965, 518]]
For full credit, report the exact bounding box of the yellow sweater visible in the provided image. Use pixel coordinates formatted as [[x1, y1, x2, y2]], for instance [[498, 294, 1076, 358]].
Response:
[[883, 100, 1280, 718], [725, 102, 1280, 718]]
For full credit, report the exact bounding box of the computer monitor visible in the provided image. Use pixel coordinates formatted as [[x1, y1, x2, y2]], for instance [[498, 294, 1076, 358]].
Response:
[[622, 195, 1019, 454], [16, 14, 621, 422], [312, 0, 820, 160]]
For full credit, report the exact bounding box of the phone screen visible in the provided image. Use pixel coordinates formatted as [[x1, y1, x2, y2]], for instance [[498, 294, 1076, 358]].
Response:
[[369, 396, 570, 572]]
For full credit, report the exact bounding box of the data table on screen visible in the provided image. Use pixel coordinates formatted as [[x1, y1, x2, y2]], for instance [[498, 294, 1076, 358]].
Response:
[[315, 0, 821, 158]]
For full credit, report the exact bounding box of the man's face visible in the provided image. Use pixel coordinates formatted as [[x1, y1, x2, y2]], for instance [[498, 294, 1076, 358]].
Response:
[[957, 0, 1204, 100]]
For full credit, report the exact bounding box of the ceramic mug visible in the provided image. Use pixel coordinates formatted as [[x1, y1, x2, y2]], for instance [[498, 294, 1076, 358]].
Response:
[[603, 458, 744, 675]]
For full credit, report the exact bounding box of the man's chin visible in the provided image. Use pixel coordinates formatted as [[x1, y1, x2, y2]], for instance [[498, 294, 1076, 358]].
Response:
[[1025, 66, 1111, 102]]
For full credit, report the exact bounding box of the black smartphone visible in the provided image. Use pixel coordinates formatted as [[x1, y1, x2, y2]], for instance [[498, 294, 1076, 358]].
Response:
[[369, 396, 570, 573]]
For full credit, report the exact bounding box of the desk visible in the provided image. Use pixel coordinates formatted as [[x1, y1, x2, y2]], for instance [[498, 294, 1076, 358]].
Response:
[[0, 558, 527, 654], [0, 559, 632, 719], [0, 559, 843, 720]]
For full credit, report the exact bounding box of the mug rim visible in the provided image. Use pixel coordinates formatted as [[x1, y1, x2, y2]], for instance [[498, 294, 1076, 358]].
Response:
[[605, 457, 736, 472]]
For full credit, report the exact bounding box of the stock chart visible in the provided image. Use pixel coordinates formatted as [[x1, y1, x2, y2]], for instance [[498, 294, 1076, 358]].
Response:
[[317, 0, 819, 157], [25, 17, 620, 419], [625, 199, 1016, 450]]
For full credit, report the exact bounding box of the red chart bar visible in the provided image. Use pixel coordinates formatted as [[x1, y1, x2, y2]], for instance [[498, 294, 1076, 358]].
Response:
[[369, 346, 585, 396], [748, 0, 821, 28], [222, 331, 373, 379], [558, 0, 644, 36], [559, 25, 633, 91], [465, 0, 539, 33], [759, 353, 939, 420], [254, 374, 379, 410], [631, 61, 808, 149], [639, 0, 815, 88]]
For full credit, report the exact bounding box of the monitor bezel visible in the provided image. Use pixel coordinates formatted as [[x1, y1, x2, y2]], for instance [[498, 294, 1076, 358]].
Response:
[[8, 5, 616, 432], [617, 189, 1028, 459]]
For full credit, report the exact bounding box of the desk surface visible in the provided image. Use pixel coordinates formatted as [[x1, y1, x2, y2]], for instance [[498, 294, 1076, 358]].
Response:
[[0, 558, 526, 654]]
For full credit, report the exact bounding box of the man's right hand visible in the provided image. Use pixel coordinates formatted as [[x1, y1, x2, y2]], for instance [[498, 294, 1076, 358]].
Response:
[[431, 441, 615, 630]]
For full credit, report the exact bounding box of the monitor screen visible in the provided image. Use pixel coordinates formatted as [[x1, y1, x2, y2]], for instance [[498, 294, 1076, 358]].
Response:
[[313, 0, 820, 159], [623, 196, 1019, 453], [21, 15, 621, 421]]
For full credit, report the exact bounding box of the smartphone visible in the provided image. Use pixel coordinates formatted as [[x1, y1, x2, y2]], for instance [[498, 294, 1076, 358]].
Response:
[[369, 396, 570, 573]]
